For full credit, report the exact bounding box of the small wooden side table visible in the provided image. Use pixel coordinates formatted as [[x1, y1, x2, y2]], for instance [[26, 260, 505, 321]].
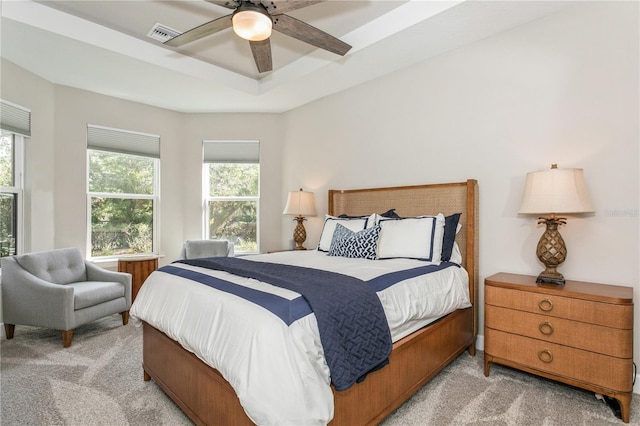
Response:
[[118, 257, 158, 303]]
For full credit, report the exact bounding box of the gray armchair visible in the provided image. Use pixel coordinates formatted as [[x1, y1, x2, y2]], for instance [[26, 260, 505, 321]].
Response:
[[1, 247, 132, 347], [179, 240, 234, 259]]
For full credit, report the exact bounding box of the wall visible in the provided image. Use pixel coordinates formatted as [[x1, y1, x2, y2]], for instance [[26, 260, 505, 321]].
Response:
[[1, 60, 56, 253], [182, 114, 284, 253], [281, 1, 639, 383], [0, 62, 286, 266], [52, 86, 185, 264]]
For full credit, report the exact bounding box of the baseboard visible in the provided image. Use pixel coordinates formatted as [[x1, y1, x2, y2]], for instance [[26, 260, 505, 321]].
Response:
[[0, 322, 4, 339], [476, 334, 484, 352]]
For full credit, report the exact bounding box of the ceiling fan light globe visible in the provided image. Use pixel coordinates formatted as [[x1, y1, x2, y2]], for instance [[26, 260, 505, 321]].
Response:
[[232, 10, 272, 41]]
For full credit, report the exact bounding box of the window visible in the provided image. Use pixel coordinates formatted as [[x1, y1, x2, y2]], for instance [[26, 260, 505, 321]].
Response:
[[204, 141, 259, 253], [0, 132, 24, 258], [0, 100, 30, 260], [87, 125, 160, 258]]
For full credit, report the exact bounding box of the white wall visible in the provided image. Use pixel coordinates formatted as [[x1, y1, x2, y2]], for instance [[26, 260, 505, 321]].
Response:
[[52, 85, 186, 264], [1, 60, 56, 253], [281, 1, 639, 377], [0, 63, 286, 265], [182, 114, 285, 253]]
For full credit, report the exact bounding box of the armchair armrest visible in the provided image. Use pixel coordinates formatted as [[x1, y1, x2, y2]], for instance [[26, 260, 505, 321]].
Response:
[[85, 261, 132, 307], [1, 257, 75, 330]]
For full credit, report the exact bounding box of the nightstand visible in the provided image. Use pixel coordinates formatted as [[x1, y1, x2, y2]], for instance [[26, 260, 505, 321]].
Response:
[[484, 272, 634, 423], [118, 257, 158, 303]]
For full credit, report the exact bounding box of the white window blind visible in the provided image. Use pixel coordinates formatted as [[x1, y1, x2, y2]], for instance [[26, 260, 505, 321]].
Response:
[[203, 140, 259, 164], [87, 124, 160, 158], [1, 100, 31, 137]]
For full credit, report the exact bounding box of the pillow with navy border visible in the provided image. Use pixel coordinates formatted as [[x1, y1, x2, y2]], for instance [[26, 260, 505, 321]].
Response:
[[377, 214, 445, 261], [317, 216, 369, 252], [328, 223, 381, 260], [379, 212, 461, 261]]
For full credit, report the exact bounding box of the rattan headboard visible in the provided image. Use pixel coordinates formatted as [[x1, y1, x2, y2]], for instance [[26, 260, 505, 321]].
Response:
[[328, 180, 479, 333]]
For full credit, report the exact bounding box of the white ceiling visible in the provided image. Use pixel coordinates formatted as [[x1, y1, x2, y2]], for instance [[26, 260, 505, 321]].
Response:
[[1, 0, 571, 113]]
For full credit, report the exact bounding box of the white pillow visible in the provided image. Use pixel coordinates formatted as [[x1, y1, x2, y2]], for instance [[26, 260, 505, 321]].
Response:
[[449, 242, 462, 264], [447, 222, 463, 264], [377, 214, 445, 262], [317, 215, 372, 251]]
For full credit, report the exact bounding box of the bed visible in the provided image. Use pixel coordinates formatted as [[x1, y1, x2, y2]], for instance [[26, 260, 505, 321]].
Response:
[[131, 179, 479, 425]]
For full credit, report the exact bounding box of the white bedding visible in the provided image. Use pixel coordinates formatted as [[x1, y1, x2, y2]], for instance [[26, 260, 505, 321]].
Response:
[[130, 250, 470, 425]]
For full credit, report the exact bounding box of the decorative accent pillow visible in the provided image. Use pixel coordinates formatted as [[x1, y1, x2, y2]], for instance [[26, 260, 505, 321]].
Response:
[[317, 215, 373, 251], [380, 209, 401, 219], [441, 213, 462, 262], [338, 209, 399, 219], [377, 214, 445, 262], [328, 223, 381, 260]]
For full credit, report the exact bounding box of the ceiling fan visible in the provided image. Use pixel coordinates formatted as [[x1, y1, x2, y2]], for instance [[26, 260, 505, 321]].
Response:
[[164, 0, 352, 73]]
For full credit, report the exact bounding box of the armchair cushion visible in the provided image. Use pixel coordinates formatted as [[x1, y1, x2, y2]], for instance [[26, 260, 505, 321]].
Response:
[[15, 248, 87, 285], [68, 281, 127, 310]]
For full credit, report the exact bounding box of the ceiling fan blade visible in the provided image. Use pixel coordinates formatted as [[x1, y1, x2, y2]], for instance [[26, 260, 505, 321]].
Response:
[[164, 15, 232, 47], [261, 0, 325, 15], [273, 14, 351, 56], [206, 0, 240, 10], [250, 39, 273, 73]]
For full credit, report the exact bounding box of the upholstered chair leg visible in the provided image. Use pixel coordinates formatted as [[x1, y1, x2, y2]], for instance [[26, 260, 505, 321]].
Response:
[[62, 330, 73, 348], [4, 324, 15, 339], [121, 310, 129, 325]]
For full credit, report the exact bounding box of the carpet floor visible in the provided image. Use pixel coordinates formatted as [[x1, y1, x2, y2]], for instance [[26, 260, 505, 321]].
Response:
[[1, 315, 638, 425]]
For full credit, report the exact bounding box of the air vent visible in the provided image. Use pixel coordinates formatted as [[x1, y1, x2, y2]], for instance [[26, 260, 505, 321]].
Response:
[[147, 23, 181, 43]]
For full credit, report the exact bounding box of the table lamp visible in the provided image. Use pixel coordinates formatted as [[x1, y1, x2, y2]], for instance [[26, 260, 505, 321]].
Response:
[[519, 164, 594, 285], [283, 188, 317, 250]]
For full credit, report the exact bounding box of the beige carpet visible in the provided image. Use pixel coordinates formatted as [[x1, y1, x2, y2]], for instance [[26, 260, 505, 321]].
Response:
[[1, 315, 638, 425]]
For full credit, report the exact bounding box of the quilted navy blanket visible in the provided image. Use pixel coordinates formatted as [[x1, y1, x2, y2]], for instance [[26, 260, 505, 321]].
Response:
[[178, 257, 393, 391]]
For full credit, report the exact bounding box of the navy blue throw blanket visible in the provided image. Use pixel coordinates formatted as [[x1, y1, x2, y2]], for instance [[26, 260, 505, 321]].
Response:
[[178, 257, 393, 391]]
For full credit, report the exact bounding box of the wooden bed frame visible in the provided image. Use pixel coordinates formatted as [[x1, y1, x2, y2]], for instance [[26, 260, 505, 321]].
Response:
[[142, 179, 479, 425]]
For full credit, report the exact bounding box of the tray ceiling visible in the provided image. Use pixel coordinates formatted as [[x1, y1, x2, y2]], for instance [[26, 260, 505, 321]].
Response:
[[1, 0, 571, 113]]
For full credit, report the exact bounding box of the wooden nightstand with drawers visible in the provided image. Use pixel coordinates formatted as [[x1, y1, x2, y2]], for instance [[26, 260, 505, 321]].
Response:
[[484, 272, 634, 423]]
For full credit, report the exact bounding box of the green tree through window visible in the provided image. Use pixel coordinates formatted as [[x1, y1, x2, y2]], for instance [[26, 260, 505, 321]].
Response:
[[207, 163, 259, 253], [88, 150, 157, 257]]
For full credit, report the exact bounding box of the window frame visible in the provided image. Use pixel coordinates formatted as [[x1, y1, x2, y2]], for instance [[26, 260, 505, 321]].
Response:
[[203, 162, 260, 254], [0, 132, 24, 258], [86, 148, 160, 260]]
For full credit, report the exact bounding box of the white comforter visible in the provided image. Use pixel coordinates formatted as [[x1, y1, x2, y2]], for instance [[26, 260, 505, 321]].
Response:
[[130, 251, 470, 425]]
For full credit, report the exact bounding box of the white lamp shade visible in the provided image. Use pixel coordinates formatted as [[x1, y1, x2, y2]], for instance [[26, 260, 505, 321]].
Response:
[[283, 189, 317, 217], [519, 166, 594, 214], [232, 9, 272, 41]]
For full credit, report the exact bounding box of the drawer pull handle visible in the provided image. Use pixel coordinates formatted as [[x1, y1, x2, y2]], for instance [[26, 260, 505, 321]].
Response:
[[538, 298, 553, 312], [539, 322, 554, 335], [538, 349, 553, 363]]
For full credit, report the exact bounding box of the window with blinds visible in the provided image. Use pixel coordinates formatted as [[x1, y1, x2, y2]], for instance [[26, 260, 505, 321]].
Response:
[[0, 100, 29, 260], [87, 125, 160, 258], [203, 140, 260, 253]]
